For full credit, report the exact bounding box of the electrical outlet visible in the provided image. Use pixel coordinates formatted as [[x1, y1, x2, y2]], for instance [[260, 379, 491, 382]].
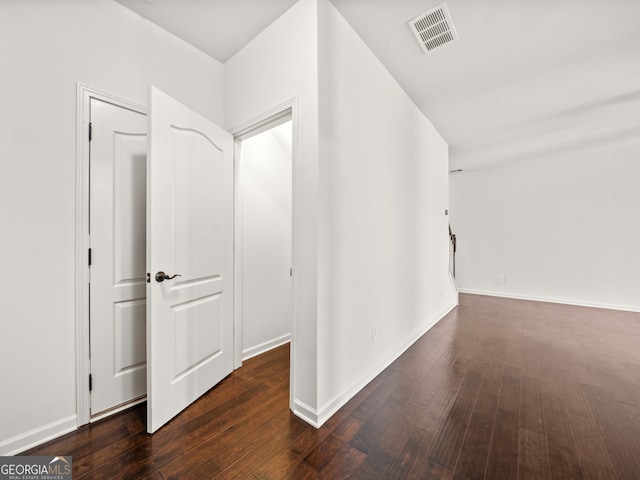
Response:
[[372, 325, 378, 341], [497, 275, 505, 284]]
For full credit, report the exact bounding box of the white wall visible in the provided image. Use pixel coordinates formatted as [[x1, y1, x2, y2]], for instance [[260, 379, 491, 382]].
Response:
[[241, 122, 292, 359], [450, 137, 640, 311], [316, 0, 458, 422], [0, 0, 223, 454], [224, 0, 320, 420]]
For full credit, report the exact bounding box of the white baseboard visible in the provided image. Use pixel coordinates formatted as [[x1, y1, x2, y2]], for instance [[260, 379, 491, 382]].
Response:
[[0, 415, 77, 456], [242, 333, 291, 361], [292, 399, 320, 428], [458, 289, 640, 313], [315, 302, 458, 428]]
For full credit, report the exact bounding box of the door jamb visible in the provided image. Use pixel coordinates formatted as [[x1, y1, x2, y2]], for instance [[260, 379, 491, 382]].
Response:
[[228, 98, 299, 411], [75, 83, 146, 427]]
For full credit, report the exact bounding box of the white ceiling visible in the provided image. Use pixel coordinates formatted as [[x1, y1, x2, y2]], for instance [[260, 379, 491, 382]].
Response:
[[114, 0, 300, 62], [115, 0, 640, 171], [332, 0, 640, 171]]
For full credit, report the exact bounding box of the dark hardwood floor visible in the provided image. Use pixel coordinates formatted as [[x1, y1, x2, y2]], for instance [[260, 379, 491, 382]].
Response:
[[24, 294, 640, 479]]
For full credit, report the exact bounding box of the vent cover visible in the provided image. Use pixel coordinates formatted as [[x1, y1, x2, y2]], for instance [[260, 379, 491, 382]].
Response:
[[409, 3, 458, 54]]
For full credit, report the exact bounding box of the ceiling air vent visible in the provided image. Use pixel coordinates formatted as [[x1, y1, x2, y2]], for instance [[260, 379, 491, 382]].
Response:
[[409, 3, 458, 54]]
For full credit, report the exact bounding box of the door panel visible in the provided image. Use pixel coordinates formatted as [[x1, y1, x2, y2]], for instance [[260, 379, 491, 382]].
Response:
[[114, 143, 147, 282], [173, 128, 224, 279], [114, 299, 147, 373], [172, 293, 222, 379], [90, 99, 147, 415], [147, 87, 234, 433]]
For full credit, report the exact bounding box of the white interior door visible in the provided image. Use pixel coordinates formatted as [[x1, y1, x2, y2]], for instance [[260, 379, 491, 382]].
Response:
[[89, 98, 147, 415], [147, 87, 234, 433]]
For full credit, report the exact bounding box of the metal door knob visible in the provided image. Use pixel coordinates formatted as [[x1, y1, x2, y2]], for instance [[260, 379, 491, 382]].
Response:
[[155, 271, 181, 282]]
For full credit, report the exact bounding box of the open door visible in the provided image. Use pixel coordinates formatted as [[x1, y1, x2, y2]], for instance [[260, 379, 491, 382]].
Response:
[[147, 87, 234, 433]]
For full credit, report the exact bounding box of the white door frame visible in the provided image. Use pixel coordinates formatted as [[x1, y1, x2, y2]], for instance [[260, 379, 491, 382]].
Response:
[[75, 83, 147, 426], [229, 98, 299, 411]]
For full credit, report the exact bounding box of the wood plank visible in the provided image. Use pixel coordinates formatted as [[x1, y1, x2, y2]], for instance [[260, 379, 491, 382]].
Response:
[[585, 392, 640, 480], [349, 444, 395, 480], [450, 358, 503, 479], [484, 407, 519, 480], [252, 413, 364, 480], [427, 369, 484, 471], [350, 400, 425, 479], [313, 441, 366, 479], [518, 428, 551, 480], [214, 415, 309, 480], [541, 393, 584, 480], [385, 428, 435, 479], [568, 413, 616, 474], [302, 415, 363, 473], [349, 383, 412, 455], [580, 462, 618, 480], [159, 391, 290, 478], [519, 376, 545, 435]]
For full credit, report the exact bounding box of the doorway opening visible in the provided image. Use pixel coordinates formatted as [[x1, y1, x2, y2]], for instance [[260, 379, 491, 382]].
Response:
[[231, 102, 298, 411], [236, 116, 293, 359]]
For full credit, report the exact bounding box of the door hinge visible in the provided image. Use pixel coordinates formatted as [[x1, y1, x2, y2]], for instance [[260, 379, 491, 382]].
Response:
[[88, 248, 92, 266], [290, 268, 293, 277], [89, 374, 93, 392], [88, 122, 92, 142]]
